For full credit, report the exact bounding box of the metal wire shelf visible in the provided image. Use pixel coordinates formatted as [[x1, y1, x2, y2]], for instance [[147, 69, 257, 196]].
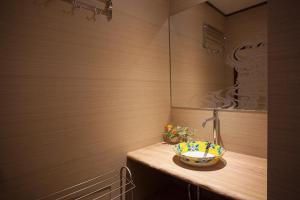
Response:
[[37, 166, 135, 200]]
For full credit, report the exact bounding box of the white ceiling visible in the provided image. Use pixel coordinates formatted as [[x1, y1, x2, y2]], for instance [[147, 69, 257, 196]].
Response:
[[207, 0, 267, 15]]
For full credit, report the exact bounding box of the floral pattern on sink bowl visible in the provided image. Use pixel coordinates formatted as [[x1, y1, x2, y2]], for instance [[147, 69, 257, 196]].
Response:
[[174, 141, 225, 167]]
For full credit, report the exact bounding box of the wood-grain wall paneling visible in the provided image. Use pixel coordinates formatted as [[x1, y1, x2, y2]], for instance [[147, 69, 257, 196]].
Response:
[[268, 0, 300, 199], [171, 109, 215, 142], [171, 108, 267, 158], [170, 0, 207, 15], [0, 0, 170, 199], [219, 111, 267, 158]]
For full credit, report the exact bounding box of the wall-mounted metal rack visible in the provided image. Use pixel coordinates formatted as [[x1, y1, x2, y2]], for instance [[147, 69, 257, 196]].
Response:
[[36, 166, 135, 200], [34, 0, 113, 21], [203, 23, 226, 55], [71, 0, 113, 21]]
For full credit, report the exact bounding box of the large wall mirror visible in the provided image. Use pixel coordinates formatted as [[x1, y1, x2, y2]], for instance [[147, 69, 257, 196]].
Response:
[[170, 0, 267, 111]]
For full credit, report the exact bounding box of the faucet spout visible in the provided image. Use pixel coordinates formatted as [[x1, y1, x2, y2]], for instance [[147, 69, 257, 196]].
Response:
[[201, 110, 219, 145], [202, 116, 217, 128]]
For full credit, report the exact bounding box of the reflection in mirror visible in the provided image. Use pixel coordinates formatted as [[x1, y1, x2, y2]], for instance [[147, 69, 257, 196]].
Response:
[[170, 0, 267, 111]]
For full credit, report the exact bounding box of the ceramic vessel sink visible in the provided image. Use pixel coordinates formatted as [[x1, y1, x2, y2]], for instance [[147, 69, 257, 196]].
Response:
[[174, 141, 225, 167]]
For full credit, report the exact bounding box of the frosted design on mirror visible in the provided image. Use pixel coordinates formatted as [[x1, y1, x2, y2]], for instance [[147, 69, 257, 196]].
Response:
[[205, 41, 267, 109], [170, 1, 267, 111]]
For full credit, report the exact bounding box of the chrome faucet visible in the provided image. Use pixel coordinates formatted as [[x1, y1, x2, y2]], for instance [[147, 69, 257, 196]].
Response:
[[202, 109, 219, 145]]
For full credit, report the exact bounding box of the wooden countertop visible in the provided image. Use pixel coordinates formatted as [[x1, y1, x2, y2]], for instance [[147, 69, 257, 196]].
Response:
[[127, 143, 267, 200]]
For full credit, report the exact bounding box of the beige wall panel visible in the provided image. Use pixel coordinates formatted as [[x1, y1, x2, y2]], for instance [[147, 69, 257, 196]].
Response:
[[0, 0, 170, 199], [171, 108, 214, 142], [170, 0, 207, 15], [219, 111, 267, 158]]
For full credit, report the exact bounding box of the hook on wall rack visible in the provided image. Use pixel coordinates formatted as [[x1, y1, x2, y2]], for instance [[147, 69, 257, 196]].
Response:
[[203, 23, 226, 56], [72, 0, 113, 21], [34, 0, 113, 22]]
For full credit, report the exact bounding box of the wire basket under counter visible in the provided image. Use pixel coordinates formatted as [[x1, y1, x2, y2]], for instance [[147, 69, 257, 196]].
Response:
[[37, 166, 135, 200]]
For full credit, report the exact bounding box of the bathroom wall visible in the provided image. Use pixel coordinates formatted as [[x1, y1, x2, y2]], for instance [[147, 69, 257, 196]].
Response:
[[0, 0, 170, 199], [171, 108, 267, 158], [268, 0, 300, 199], [170, 0, 206, 14]]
